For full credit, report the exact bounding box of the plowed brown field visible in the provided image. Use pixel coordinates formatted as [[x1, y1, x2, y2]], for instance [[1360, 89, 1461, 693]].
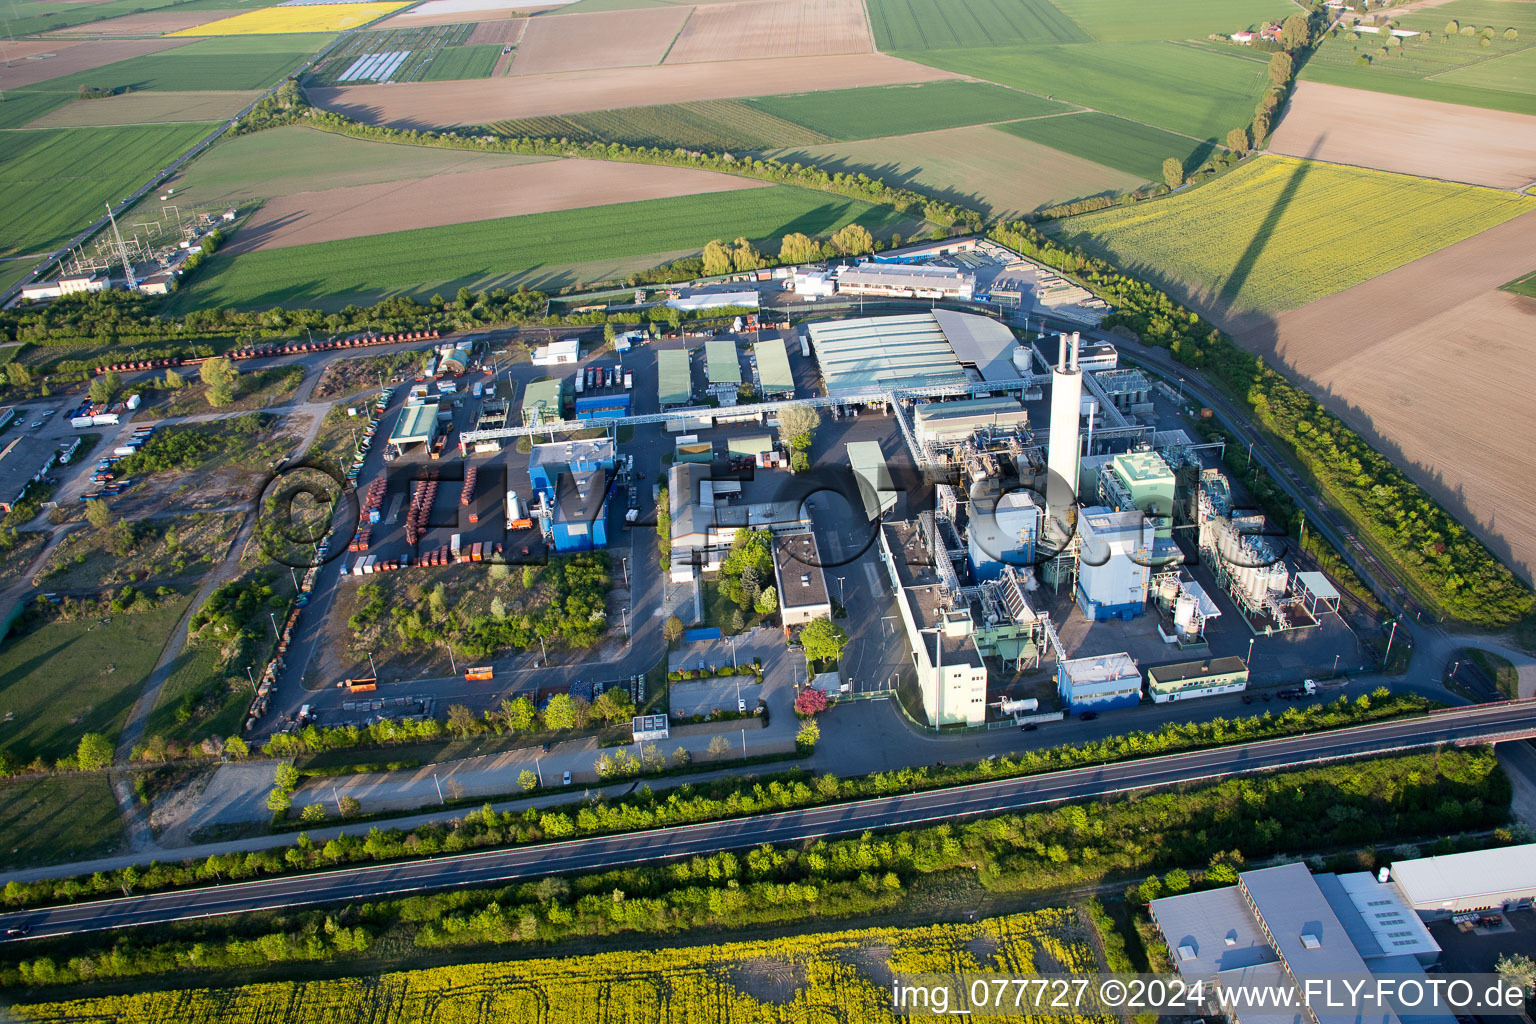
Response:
[[24, 88, 262, 126], [51, 8, 237, 34], [1271, 81, 1536, 190], [225, 158, 767, 253], [664, 0, 870, 63], [510, 6, 691, 74], [466, 18, 526, 44], [310, 52, 961, 127], [0, 37, 188, 90], [1229, 209, 1536, 582]]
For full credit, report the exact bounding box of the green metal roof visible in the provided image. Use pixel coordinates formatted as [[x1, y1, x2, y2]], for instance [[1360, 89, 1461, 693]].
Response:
[[522, 379, 563, 425], [657, 349, 691, 407], [389, 402, 439, 445], [705, 339, 741, 385], [846, 440, 895, 520], [753, 338, 794, 395]]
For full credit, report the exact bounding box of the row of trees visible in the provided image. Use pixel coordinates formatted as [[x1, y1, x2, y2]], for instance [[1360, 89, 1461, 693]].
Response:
[[697, 226, 883, 278]]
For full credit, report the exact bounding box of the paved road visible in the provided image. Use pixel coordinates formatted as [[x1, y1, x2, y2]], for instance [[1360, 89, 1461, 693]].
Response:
[[4, 700, 1533, 939]]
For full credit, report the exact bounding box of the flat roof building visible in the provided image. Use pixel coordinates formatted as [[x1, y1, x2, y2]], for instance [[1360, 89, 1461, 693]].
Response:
[[1100, 449, 1175, 539], [388, 402, 440, 449], [705, 339, 742, 391], [1057, 651, 1140, 711], [835, 263, 974, 300], [657, 349, 692, 408], [1076, 506, 1153, 621], [1388, 842, 1536, 918], [753, 337, 795, 396], [1146, 655, 1248, 703], [531, 338, 579, 365], [773, 532, 832, 626], [521, 378, 563, 426], [914, 397, 1028, 447], [846, 440, 896, 522]]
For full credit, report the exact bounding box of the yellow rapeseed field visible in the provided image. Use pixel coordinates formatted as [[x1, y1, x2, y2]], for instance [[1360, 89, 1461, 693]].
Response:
[[171, 3, 409, 36]]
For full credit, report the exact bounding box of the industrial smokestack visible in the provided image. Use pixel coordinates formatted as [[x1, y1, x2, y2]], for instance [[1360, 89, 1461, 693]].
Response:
[[1057, 332, 1070, 372], [1068, 332, 1080, 371]]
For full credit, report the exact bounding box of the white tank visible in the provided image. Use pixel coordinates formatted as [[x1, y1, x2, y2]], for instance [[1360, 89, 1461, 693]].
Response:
[[1174, 593, 1198, 637]]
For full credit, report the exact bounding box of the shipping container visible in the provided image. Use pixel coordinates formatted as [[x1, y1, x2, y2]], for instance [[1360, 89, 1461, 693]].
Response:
[[464, 667, 494, 682]]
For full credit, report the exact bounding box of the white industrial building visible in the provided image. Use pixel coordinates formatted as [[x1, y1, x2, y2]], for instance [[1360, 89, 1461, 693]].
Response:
[[834, 262, 974, 300], [1056, 652, 1140, 711], [19, 272, 108, 302], [1387, 842, 1536, 918], [1076, 506, 1153, 621], [967, 483, 1039, 581], [664, 290, 758, 311], [531, 338, 580, 365]]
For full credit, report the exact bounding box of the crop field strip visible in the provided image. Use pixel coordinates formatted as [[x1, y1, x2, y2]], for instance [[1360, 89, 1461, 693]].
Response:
[[900, 40, 1273, 141], [510, 5, 693, 74], [1054, 0, 1297, 42], [1054, 155, 1536, 317], [12, 909, 1099, 1022], [994, 110, 1218, 180], [305, 21, 501, 84], [488, 98, 834, 150], [172, 185, 922, 308], [743, 80, 1076, 140], [662, 0, 874, 64], [0, 121, 219, 257], [21, 89, 266, 127], [866, 0, 1089, 50], [169, 1, 410, 34]]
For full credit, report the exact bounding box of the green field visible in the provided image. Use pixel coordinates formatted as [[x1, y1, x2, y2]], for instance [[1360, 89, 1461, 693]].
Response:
[[1056, 155, 1536, 316], [0, 0, 219, 35], [1397, 0, 1536, 37], [771, 124, 1143, 219], [0, 597, 190, 765], [160, 125, 552, 204], [1503, 270, 1536, 298], [305, 23, 500, 86], [490, 99, 831, 152], [1054, 0, 1296, 41], [0, 775, 124, 871], [866, 0, 1089, 50], [172, 185, 923, 309], [746, 81, 1075, 140], [417, 42, 501, 80], [1431, 43, 1536, 91], [0, 122, 217, 257], [995, 110, 1215, 179], [903, 41, 1272, 139]]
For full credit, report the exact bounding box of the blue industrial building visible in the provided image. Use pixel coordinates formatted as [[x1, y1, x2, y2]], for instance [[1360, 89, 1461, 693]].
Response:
[[529, 438, 615, 553], [574, 393, 630, 421], [1056, 652, 1141, 712]]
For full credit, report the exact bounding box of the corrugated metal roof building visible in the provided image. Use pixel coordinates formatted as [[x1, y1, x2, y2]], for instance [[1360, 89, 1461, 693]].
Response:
[[932, 308, 1019, 382], [1389, 843, 1536, 917], [521, 379, 563, 426], [388, 402, 440, 447], [846, 440, 895, 522], [753, 338, 794, 396], [705, 339, 741, 386], [657, 349, 692, 407], [808, 314, 969, 396]]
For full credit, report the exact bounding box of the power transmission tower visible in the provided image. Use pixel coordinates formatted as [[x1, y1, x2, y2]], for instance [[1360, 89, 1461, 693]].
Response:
[[104, 202, 136, 291]]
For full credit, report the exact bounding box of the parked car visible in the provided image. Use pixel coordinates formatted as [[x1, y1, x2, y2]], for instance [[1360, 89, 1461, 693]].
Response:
[[1019, 723, 1038, 732], [561, 770, 572, 786], [738, 697, 747, 713], [1078, 711, 1099, 721]]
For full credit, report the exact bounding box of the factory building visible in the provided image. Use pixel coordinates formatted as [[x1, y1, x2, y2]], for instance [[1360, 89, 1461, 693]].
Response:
[[1076, 506, 1153, 621], [531, 338, 579, 365], [1056, 652, 1140, 711], [807, 311, 1020, 398], [914, 397, 1028, 447], [667, 462, 810, 581], [529, 438, 614, 553], [665, 290, 758, 311], [752, 337, 795, 397], [1151, 862, 1448, 1024], [834, 262, 974, 300], [574, 393, 630, 421], [879, 520, 988, 726], [387, 402, 440, 452], [704, 339, 742, 398], [967, 482, 1038, 581], [846, 441, 896, 522], [1099, 449, 1175, 540], [931, 308, 1020, 383], [521, 378, 564, 426], [1145, 655, 1248, 702], [1387, 843, 1536, 918], [773, 532, 832, 626], [656, 349, 692, 408]]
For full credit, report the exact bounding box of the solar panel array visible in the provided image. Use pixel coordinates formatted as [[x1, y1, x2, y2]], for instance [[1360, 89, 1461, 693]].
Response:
[[338, 50, 412, 81]]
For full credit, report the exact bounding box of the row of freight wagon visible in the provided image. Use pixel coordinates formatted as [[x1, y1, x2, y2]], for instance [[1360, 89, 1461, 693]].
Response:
[[244, 563, 320, 733], [347, 542, 502, 575], [92, 329, 443, 376]]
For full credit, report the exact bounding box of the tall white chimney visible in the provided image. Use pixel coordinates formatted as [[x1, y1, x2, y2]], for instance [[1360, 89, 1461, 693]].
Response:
[[1046, 332, 1082, 534]]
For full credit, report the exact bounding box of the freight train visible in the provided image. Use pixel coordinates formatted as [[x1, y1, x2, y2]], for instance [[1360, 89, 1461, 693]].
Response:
[[92, 329, 442, 376]]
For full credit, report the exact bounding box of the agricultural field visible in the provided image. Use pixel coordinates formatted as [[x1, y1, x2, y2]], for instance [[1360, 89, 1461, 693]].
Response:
[[1504, 270, 1536, 298], [771, 125, 1144, 218], [1268, 81, 1536, 189], [0, 39, 190, 93], [1054, 0, 1296, 41], [157, 125, 555, 204], [308, 53, 962, 127], [0, 595, 191, 766], [171, 185, 923, 308], [489, 98, 832, 150], [746, 80, 1075, 140], [509, 6, 691, 74], [995, 110, 1218, 180], [22, 89, 263, 128], [866, 0, 1088, 50], [226, 159, 769, 253], [50, 6, 256, 36], [1055, 155, 1536, 317], [34, 511, 242, 591], [0, 775, 123, 871], [902, 41, 1271, 140], [0, 0, 205, 36], [378, 0, 559, 25], [663, 0, 874, 63], [0, 122, 218, 258], [305, 22, 504, 86], [170, 2, 410, 35], [12, 908, 1104, 1022]]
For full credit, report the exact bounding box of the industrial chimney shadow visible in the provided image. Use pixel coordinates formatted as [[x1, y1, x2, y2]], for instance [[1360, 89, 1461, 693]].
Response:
[[1215, 136, 1324, 308]]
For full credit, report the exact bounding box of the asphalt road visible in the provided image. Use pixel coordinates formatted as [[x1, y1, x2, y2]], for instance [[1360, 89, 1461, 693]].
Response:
[[5, 700, 1533, 940]]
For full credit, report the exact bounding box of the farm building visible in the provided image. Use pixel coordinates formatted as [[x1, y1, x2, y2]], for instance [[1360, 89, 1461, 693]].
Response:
[[835, 263, 974, 300], [575, 394, 630, 421], [753, 338, 795, 396], [657, 349, 692, 408], [773, 532, 832, 627], [1057, 652, 1140, 711], [846, 441, 896, 522], [808, 311, 1018, 398], [532, 339, 580, 365], [521, 379, 563, 426], [705, 339, 742, 396], [1145, 656, 1248, 703], [388, 402, 440, 451]]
